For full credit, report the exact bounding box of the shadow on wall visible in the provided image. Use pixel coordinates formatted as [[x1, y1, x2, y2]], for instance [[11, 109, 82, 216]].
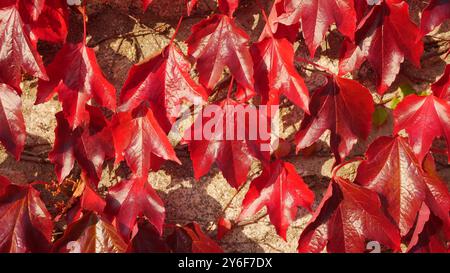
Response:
[[80, 0, 271, 93], [156, 159, 266, 253], [0, 133, 55, 184]]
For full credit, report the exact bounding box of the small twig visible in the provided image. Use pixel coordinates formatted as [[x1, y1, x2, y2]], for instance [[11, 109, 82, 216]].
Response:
[[89, 30, 156, 47], [206, 181, 249, 233], [223, 182, 247, 214], [236, 212, 268, 228], [296, 56, 332, 74], [375, 95, 396, 106], [23, 150, 50, 157], [426, 35, 450, 43], [24, 143, 50, 149], [20, 154, 51, 164], [299, 64, 323, 73]]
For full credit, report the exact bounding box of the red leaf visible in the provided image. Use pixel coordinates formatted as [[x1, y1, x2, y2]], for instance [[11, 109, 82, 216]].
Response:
[[112, 104, 180, 178], [0, 180, 53, 253], [73, 106, 115, 184], [422, 154, 450, 231], [31, 0, 68, 44], [0, 176, 9, 191], [105, 177, 165, 240], [36, 42, 116, 129], [238, 160, 314, 240], [354, 0, 368, 21], [119, 43, 207, 124], [79, 182, 106, 214], [298, 176, 400, 253], [186, 99, 255, 189], [432, 64, 450, 101], [166, 222, 223, 253], [217, 217, 232, 240], [65, 181, 107, 225], [339, 0, 423, 94], [186, 14, 254, 91], [0, 0, 17, 8], [218, 0, 238, 17], [393, 94, 450, 163], [259, 0, 300, 43], [142, 0, 152, 11], [251, 35, 310, 113], [49, 112, 75, 183], [420, 0, 450, 35], [0, 4, 48, 93], [53, 211, 127, 253], [407, 204, 449, 253], [355, 136, 428, 237], [127, 220, 170, 253], [278, 0, 357, 57], [295, 75, 374, 163], [0, 83, 26, 160], [18, 0, 45, 22], [50, 107, 114, 184]]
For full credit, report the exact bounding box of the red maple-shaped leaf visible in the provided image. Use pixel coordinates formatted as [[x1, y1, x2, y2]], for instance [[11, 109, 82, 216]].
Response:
[[0, 180, 53, 253], [0, 83, 26, 160], [404, 155, 450, 252], [420, 0, 450, 35], [251, 33, 310, 113], [432, 64, 450, 101], [112, 104, 180, 178], [142, 0, 152, 11], [166, 222, 223, 253], [119, 43, 207, 124], [339, 0, 423, 94], [73, 106, 115, 184], [17, 0, 45, 22], [0, 4, 48, 93], [50, 106, 114, 184], [422, 154, 450, 231], [0, 0, 16, 8], [53, 211, 127, 253], [355, 136, 428, 237], [259, 0, 300, 43], [65, 181, 107, 225], [49, 112, 75, 183], [295, 75, 374, 163], [105, 177, 165, 240], [407, 204, 449, 253], [298, 176, 400, 253], [393, 94, 450, 163], [30, 0, 68, 44], [36, 42, 116, 129], [354, 0, 368, 21], [278, 0, 357, 57], [186, 14, 254, 91], [127, 219, 170, 253], [218, 0, 238, 17], [186, 99, 255, 189], [238, 160, 314, 240]]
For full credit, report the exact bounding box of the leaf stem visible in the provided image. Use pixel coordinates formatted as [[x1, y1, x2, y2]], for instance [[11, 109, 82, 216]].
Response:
[[296, 57, 333, 74], [79, 3, 88, 44], [227, 76, 234, 99], [169, 16, 184, 47]]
